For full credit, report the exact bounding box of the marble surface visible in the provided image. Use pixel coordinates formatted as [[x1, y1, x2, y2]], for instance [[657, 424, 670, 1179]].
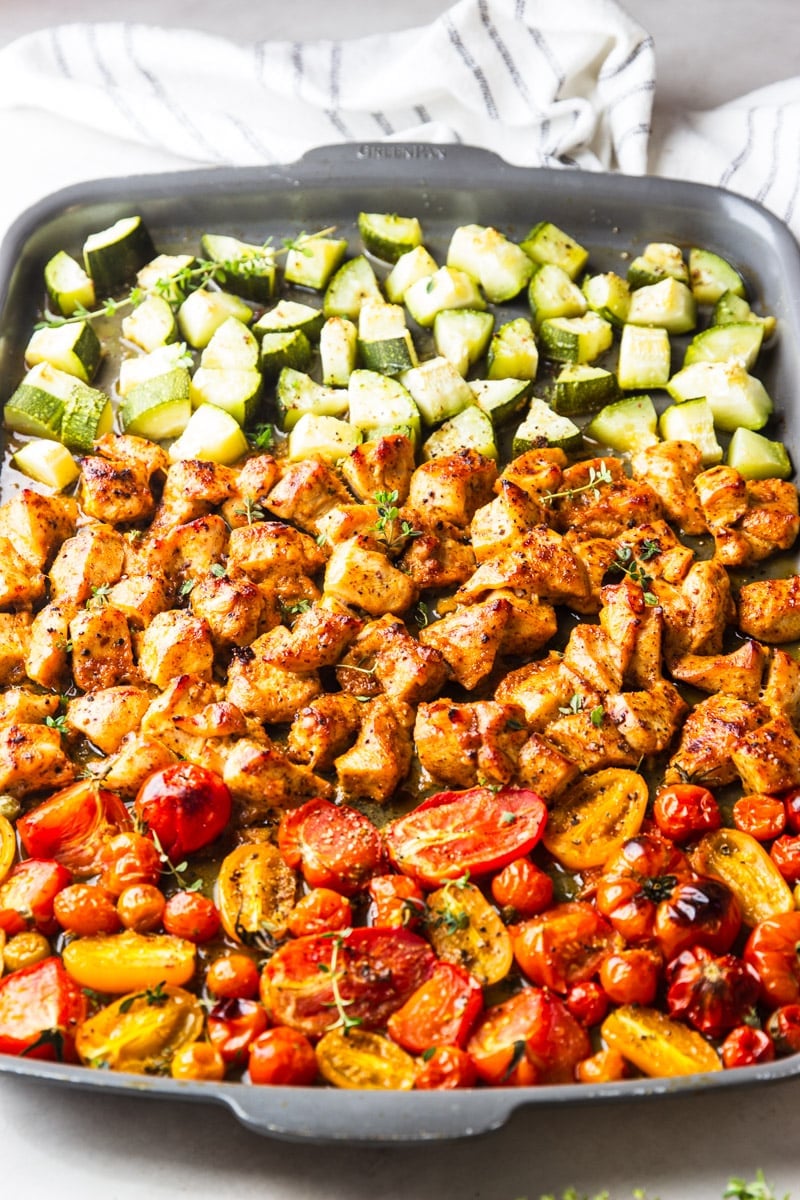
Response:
[[2, 3, 800, 1198]]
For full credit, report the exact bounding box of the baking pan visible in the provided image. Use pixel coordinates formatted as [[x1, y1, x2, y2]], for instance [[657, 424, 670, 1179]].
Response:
[[1, 143, 800, 1143]]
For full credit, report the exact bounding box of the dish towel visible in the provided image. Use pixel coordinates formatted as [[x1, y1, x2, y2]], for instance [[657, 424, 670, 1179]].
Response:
[[0, 0, 797, 238]]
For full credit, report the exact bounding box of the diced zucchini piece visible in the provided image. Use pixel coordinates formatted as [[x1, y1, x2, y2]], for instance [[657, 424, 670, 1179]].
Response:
[[447, 224, 533, 303], [120, 368, 192, 440], [358, 212, 423, 263], [83, 215, 156, 292], [666, 362, 773, 432], [538, 313, 614, 363], [284, 236, 348, 291], [347, 370, 421, 446], [627, 242, 688, 289], [404, 266, 486, 328], [177, 289, 253, 349], [44, 251, 95, 317], [433, 308, 494, 376], [551, 363, 619, 415], [487, 317, 538, 382], [288, 413, 362, 463], [254, 299, 324, 343], [726, 427, 792, 480], [683, 322, 763, 370], [12, 439, 80, 490], [398, 356, 475, 425], [528, 263, 587, 327], [24, 320, 101, 384], [200, 317, 260, 370], [200, 233, 276, 303], [136, 253, 196, 304], [617, 324, 671, 390], [358, 300, 418, 374], [259, 329, 312, 380], [121, 295, 177, 352], [469, 378, 530, 426], [713, 290, 777, 339], [384, 246, 438, 304], [117, 343, 192, 398], [4, 362, 75, 440], [323, 256, 383, 319], [168, 403, 249, 465], [423, 405, 498, 461], [585, 395, 659, 454], [512, 397, 582, 455], [627, 277, 697, 335], [60, 384, 113, 453], [658, 399, 723, 466], [320, 318, 358, 386], [689, 248, 745, 305], [582, 272, 631, 327], [521, 221, 588, 280], [189, 367, 263, 427], [275, 367, 348, 432]]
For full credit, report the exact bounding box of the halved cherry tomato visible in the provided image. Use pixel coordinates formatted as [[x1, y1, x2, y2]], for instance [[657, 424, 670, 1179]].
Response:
[[414, 1045, 478, 1090], [0, 858, 71, 935], [766, 1004, 800, 1055], [601, 1004, 721, 1077], [384, 786, 547, 888], [367, 874, 426, 930], [770, 834, 800, 884], [216, 841, 297, 945], [261, 927, 435, 1039], [665, 945, 761, 1037], [721, 1026, 775, 1070], [576, 1047, 628, 1084], [135, 763, 231, 861], [595, 832, 693, 943], [163, 890, 221, 943], [171, 1041, 226, 1082], [53, 884, 121, 937], [17, 781, 130, 879], [599, 947, 662, 1006], [62, 929, 196, 993], [426, 881, 513, 986], [691, 828, 795, 926], [99, 831, 162, 897], [732, 794, 786, 842], [0, 956, 86, 1060], [744, 912, 800, 1006], [386, 961, 483, 1052], [565, 981, 609, 1028], [205, 952, 260, 1001], [654, 877, 742, 960], [76, 985, 203, 1073], [511, 901, 621, 993], [248, 1027, 318, 1086], [468, 986, 590, 1086], [315, 1027, 417, 1090], [116, 884, 166, 933], [0, 814, 16, 884], [2, 931, 51, 972], [543, 769, 648, 871], [278, 798, 384, 896], [490, 857, 553, 918], [286, 887, 352, 938], [207, 997, 269, 1065], [652, 784, 721, 844]]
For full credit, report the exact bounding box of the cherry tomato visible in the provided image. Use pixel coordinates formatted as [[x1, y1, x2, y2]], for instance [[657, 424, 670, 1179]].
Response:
[[99, 831, 163, 897], [654, 877, 742, 960], [766, 1004, 800, 1055], [17, 781, 130, 879], [490, 857, 553, 918], [770, 834, 800, 884], [511, 901, 621, 993], [784, 788, 800, 834], [0, 956, 87, 1060], [576, 1047, 628, 1084], [207, 998, 269, 1065], [0, 858, 71, 935], [248, 1027, 318, 1086], [721, 1026, 775, 1070], [171, 1041, 226, 1082], [744, 912, 800, 1006], [2, 931, 51, 972], [384, 786, 547, 888], [595, 832, 692, 943], [0, 814, 16, 884], [279, 798, 384, 897], [216, 841, 297, 945], [652, 784, 721, 844], [426, 881, 513, 986], [602, 1004, 722, 1077], [261, 927, 436, 1039], [387, 962, 483, 1053], [691, 828, 794, 926], [163, 891, 221, 943], [565, 981, 609, 1028], [543, 769, 648, 871], [600, 947, 662, 1006], [414, 1045, 478, 1090], [732, 794, 787, 842], [62, 929, 196, 994], [367, 874, 426, 930], [135, 763, 232, 861], [116, 883, 166, 933], [76, 985, 204, 1074], [315, 1027, 417, 1090], [665, 945, 761, 1037], [468, 987, 590, 1086], [206, 952, 260, 1001], [53, 884, 121, 937], [286, 887, 352, 938]]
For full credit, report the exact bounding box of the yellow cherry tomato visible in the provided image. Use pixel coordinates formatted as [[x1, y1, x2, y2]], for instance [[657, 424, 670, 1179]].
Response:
[[426, 880, 513, 985], [0, 815, 16, 885], [3, 931, 51, 973], [76, 985, 203, 1074], [543, 769, 649, 870], [602, 1004, 721, 1077], [62, 930, 196, 993], [215, 842, 297, 945], [691, 827, 794, 926], [315, 1027, 417, 1090], [170, 1041, 226, 1082]]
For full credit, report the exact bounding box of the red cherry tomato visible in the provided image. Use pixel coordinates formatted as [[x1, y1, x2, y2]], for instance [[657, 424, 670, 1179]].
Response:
[[766, 1004, 800, 1055], [278, 798, 384, 897], [384, 787, 547, 888], [0, 956, 87, 1060], [367, 874, 426, 930], [0, 858, 72, 935], [468, 987, 590, 1086], [135, 763, 232, 862], [17, 781, 130, 878], [652, 784, 721, 844], [286, 888, 353, 938], [490, 857, 554, 918], [744, 912, 800, 1006], [511, 901, 621, 993], [595, 832, 693, 943], [53, 883, 121, 937], [665, 945, 761, 1037], [248, 1027, 318, 1086], [99, 831, 163, 897], [721, 1025, 775, 1070], [599, 947, 662, 1007], [654, 877, 742, 960], [565, 981, 609, 1028], [116, 884, 166, 933], [206, 953, 260, 1001], [784, 788, 800, 834], [770, 834, 800, 884], [387, 962, 483, 1053], [163, 890, 221, 943], [414, 1046, 478, 1090], [207, 998, 269, 1065], [732, 794, 787, 842]]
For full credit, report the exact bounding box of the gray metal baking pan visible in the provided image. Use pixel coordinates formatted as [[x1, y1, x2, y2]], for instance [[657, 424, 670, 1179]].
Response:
[[1, 143, 800, 1143]]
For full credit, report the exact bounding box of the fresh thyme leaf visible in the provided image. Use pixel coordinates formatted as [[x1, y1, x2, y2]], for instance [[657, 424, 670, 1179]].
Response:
[[248, 422, 275, 451], [413, 600, 431, 628], [372, 489, 422, 552], [178, 578, 196, 598], [558, 692, 586, 717], [590, 705, 605, 727], [210, 563, 227, 578], [543, 463, 614, 505], [44, 713, 68, 734], [499, 810, 518, 826], [234, 495, 266, 525]]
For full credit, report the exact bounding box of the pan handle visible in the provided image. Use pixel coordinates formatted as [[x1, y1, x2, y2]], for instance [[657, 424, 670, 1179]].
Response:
[[295, 140, 511, 174]]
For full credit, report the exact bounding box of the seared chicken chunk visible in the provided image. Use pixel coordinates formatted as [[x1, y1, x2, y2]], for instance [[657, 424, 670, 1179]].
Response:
[[189, 571, 270, 651], [25, 601, 78, 690], [107, 571, 172, 630], [222, 455, 280, 528], [695, 466, 800, 567], [0, 612, 33, 686], [138, 610, 215, 690], [222, 736, 333, 823], [265, 601, 362, 671], [66, 685, 153, 755], [515, 733, 579, 801], [665, 694, 769, 786], [157, 514, 229, 584], [266, 458, 351, 533], [340, 434, 416, 503], [738, 576, 800, 644], [286, 693, 363, 772], [69, 604, 135, 691], [669, 640, 766, 701], [335, 615, 446, 705], [226, 626, 322, 724], [562, 624, 625, 695], [48, 523, 125, 604], [494, 653, 584, 730], [227, 521, 326, 582], [654, 558, 734, 657], [469, 480, 546, 562], [762, 649, 800, 726], [487, 590, 558, 658], [407, 449, 497, 528], [0, 689, 59, 727], [419, 597, 511, 691], [334, 695, 413, 803], [414, 698, 526, 789], [455, 526, 591, 610], [324, 536, 418, 617], [499, 447, 567, 506], [92, 732, 178, 796], [732, 714, 800, 795], [599, 581, 664, 688], [630, 440, 708, 536], [0, 538, 46, 610], [149, 459, 237, 533], [399, 523, 476, 590], [0, 723, 75, 796], [545, 708, 639, 773], [0, 489, 76, 569], [79, 455, 156, 525], [603, 680, 687, 756], [551, 457, 662, 538], [93, 432, 169, 480]]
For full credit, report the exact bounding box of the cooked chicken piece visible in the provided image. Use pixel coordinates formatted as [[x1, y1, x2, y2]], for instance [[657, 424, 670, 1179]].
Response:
[[738, 478, 800, 554], [732, 714, 800, 795], [762, 649, 800, 727], [227, 521, 326, 582], [222, 454, 281, 528], [223, 736, 333, 823], [469, 480, 546, 562], [0, 538, 46, 610], [286, 693, 364, 772], [0, 723, 76, 797], [336, 614, 448, 704], [499, 447, 567, 506], [599, 580, 664, 688], [485, 590, 558, 658], [334, 695, 413, 803], [189, 570, 270, 650], [141, 674, 221, 733], [0, 689, 59, 727], [455, 526, 591, 610], [604, 681, 687, 756], [25, 601, 78, 690], [738, 576, 800, 644], [562, 624, 625, 695], [140, 674, 235, 766], [545, 708, 639, 773], [226, 626, 322, 724], [0, 489, 77, 569], [340, 434, 416, 504], [669, 640, 766, 701], [93, 432, 169, 479], [107, 571, 173, 631], [654, 558, 734, 657], [324, 535, 418, 617], [79, 455, 156, 525], [66, 685, 153, 755], [69, 604, 135, 691], [48, 523, 125, 604], [266, 458, 352, 533], [398, 523, 476, 590], [92, 732, 178, 797], [315, 504, 382, 546], [137, 609, 214, 690], [630, 440, 708, 536], [665, 694, 769, 786], [407, 449, 498, 528], [172, 700, 250, 739], [264, 601, 362, 671], [613, 520, 695, 586], [561, 533, 618, 614], [156, 513, 229, 585], [419, 597, 511, 691], [148, 459, 238, 533], [695, 467, 800, 567], [414, 698, 527, 789], [514, 733, 579, 801], [0, 612, 33, 686], [495, 653, 587, 730], [551, 457, 663, 538]]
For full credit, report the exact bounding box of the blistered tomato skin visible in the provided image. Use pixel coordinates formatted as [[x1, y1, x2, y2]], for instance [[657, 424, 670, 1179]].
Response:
[[0, 956, 87, 1060], [599, 947, 661, 1007], [654, 877, 742, 961], [367, 874, 426, 930], [278, 799, 384, 897], [565, 981, 609, 1028], [732, 794, 787, 842], [286, 888, 353, 938], [163, 891, 221, 943], [595, 832, 692, 943], [207, 998, 269, 1065], [53, 884, 121, 937], [386, 961, 483, 1052], [744, 911, 800, 1006], [665, 945, 762, 1038], [721, 1025, 775, 1069], [770, 834, 800, 883], [17, 782, 131, 878], [511, 901, 621, 993], [248, 1027, 318, 1086], [652, 784, 722, 843], [414, 1046, 478, 1090], [206, 953, 260, 1001], [0, 858, 72, 936], [171, 1042, 226, 1082], [468, 986, 590, 1086], [99, 832, 162, 897], [490, 857, 554, 918], [766, 1004, 800, 1055], [135, 763, 232, 862]]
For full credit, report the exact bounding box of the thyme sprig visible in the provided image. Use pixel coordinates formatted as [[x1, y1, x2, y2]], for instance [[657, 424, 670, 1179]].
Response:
[[372, 489, 422, 553], [543, 463, 614, 505]]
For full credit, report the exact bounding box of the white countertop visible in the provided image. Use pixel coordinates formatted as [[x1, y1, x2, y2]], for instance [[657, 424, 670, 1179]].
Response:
[[2, 3, 800, 1197]]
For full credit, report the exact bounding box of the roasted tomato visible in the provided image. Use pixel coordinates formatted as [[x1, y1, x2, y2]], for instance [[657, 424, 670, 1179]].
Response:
[[116, 884, 166, 934], [565, 981, 609, 1028], [599, 947, 662, 1007], [205, 952, 260, 1001], [207, 997, 269, 1065], [652, 784, 721, 844], [490, 857, 554, 919], [62, 929, 196, 994], [665, 945, 761, 1037], [367, 874, 426, 930], [601, 1005, 721, 1077], [2, 931, 51, 972], [261, 927, 435, 1039], [770, 834, 800, 884], [542, 769, 648, 871], [732, 794, 787, 842], [0, 814, 16, 884], [76, 985, 204, 1074], [135, 763, 232, 862], [425, 880, 513, 986], [278, 798, 384, 896], [468, 986, 590, 1086], [575, 1047, 628, 1084], [53, 883, 121, 937], [744, 912, 800, 1006], [98, 831, 163, 897], [654, 877, 742, 960], [384, 786, 547, 888], [216, 841, 297, 945], [721, 1026, 775, 1070], [414, 1045, 478, 1090], [17, 782, 131, 879], [511, 901, 621, 993], [0, 858, 71, 936], [595, 832, 692, 943], [386, 961, 483, 1053], [248, 1027, 318, 1086], [315, 1027, 417, 1090], [163, 891, 221, 943], [691, 828, 794, 926], [784, 788, 800, 835], [0, 956, 87, 1060], [171, 1042, 226, 1082], [286, 887, 352, 938], [765, 1004, 800, 1056]]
